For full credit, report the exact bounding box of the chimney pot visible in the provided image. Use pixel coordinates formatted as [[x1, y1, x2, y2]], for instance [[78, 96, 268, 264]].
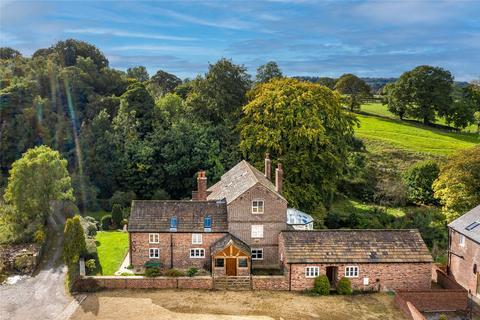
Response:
[[275, 163, 283, 194], [264, 153, 272, 180]]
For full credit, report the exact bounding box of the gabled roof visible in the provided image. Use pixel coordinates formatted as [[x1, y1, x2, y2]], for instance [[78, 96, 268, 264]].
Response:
[[207, 160, 286, 204], [128, 200, 228, 232], [449, 205, 480, 244], [210, 234, 251, 256], [280, 229, 432, 264]]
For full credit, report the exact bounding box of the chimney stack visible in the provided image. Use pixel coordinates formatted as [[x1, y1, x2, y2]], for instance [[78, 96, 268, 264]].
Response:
[[196, 170, 208, 200], [275, 163, 283, 194], [264, 153, 271, 180]]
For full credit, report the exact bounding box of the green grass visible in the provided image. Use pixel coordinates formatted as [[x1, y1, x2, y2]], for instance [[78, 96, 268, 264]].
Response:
[[85, 210, 110, 222], [331, 199, 406, 218], [95, 231, 129, 275], [355, 113, 479, 155]]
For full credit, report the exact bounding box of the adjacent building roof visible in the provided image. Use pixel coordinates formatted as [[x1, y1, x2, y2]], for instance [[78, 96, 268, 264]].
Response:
[[449, 205, 480, 244], [210, 234, 251, 256], [280, 229, 432, 264], [128, 200, 228, 232], [207, 160, 286, 204]]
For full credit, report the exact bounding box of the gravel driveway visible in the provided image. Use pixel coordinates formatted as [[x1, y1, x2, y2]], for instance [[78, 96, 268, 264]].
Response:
[[0, 212, 80, 320]]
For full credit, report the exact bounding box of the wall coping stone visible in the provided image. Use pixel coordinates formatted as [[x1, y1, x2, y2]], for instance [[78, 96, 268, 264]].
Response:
[[82, 275, 212, 280]]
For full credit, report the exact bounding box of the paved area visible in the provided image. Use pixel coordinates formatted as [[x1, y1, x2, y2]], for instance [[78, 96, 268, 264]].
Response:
[[0, 212, 78, 320]]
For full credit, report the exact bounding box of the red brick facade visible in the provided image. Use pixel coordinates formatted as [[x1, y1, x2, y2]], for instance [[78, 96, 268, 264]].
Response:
[[284, 262, 432, 291], [130, 232, 226, 270], [448, 227, 479, 296]]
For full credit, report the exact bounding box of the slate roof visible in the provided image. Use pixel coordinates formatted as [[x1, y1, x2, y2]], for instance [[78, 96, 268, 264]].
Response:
[[210, 234, 251, 256], [449, 205, 480, 244], [207, 160, 286, 204], [280, 229, 432, 264], [128, 200, 228, 232]]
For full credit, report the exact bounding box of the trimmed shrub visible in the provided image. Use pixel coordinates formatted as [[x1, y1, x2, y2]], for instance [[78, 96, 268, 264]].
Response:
[[34, 229, 46, 244], [85, 259, 96, 272], [403, 160, 440, 205], [111, 204, 123, 228], [187, 267, 198, 277], [337, 277, 352, 295], [100, 215, 112, 230], [438, 315, 447, 320], [84, 238, 98, 260], [145, 267, 161, 277], [144, 260, 162, 269], [314, 275, 330, 295], [165, 268, 185, 277]]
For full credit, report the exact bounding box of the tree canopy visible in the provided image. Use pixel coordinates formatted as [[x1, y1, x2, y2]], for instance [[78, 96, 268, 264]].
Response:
[[256, 61, 283, 83], [433, 146, 480, 221], [240, 78, 356, 212], [334, 74, 371, 111]]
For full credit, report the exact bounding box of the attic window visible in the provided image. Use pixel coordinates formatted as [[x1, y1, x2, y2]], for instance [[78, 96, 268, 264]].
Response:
[[170, 216, 177, 231], [466, 222, 480, 231], [204, 215, 212, 232]]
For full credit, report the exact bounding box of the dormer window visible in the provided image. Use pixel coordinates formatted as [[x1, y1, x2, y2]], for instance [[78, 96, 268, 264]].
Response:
[[170, 216, 177, 231], [204, 215, 212, 232], [252, 200, 264, 214]]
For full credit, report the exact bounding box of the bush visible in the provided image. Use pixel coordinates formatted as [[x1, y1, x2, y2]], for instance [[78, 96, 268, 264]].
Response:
[[85, 259, 96, 272], [144, 260, 162, 268], [110, 191, 136, 209], [337, 277, 352, 295], [111, 204, 123, 228], [403, 160, 440, 205], [314, 275, 330, 295], [438, 315, 447, 320], [187, 267, 198, 277], [84, 238, 98, 260], [100, 215, 112, 230], [34, 229, 46, 244], [145, 267, 161, 277], [164, 268, 185, 277]]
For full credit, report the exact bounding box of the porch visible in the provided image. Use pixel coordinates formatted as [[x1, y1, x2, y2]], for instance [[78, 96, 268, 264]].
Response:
[[210, 234, 251, 278]]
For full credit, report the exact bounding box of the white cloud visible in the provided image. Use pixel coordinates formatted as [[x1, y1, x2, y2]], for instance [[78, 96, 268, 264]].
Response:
[[159, 8, 255, 30], [108, 44, 221, 56], [64, 28, 196, 41]]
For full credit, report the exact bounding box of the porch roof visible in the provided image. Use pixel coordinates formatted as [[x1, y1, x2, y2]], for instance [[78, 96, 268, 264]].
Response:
[[210, 234, 251, 256]]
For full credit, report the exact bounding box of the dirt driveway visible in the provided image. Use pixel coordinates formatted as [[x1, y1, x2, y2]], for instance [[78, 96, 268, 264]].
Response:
[[71, 289, 407, 320]]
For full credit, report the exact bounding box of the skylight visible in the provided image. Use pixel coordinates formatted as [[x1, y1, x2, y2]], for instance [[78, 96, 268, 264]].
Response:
[[465, 221, 480, 231]]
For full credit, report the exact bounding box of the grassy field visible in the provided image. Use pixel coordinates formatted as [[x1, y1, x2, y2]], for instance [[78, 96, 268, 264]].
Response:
[[331, 199, 406, 218], [95, 231, 129, 275], [355, 113, 479, 155]]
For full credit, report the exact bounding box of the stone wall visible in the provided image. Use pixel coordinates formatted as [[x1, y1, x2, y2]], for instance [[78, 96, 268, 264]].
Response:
[[287, 262, 432, 291], [76, 276, 213, 291], [394, 294, 427, 320], [251, 275, 289, 290]]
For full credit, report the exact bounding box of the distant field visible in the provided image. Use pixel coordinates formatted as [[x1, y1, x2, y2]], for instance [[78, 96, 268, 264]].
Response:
[[361, 102, 478, 133], [355, 111, 479, 155]]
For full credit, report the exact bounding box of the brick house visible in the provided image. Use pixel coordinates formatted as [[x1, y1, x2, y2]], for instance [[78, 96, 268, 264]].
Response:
[[128, 155, 433, 290], [448, 205, 480, 297]]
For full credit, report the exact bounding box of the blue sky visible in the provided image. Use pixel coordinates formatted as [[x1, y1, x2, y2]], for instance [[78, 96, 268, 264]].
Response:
[[1, 0, 479, 81]]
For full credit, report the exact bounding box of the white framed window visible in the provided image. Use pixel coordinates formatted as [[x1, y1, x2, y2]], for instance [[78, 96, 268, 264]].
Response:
[[252, 248, 263, 260], [190, 248, 205, 258], [149, 248, 159, 259], [345, 266, 359, 278], [460, 235, 466, 247], [251, 225, 264, 238], [149, 233, 159, 244], [252, 200, 264, 214], [305, 266, 319, 278], [192, 233, 202, 245]]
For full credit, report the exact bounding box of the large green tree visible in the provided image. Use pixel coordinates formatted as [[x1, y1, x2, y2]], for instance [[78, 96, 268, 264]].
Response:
[[240, 78, 356, 212], [334, 74, 371, 111], [433, 146, 480, 221], [4, 146, 74, 223], [148, 69, 182, 99], [127, 66, 149, 82], [256, 61, 283, 83], [392, 65, 454, 125]]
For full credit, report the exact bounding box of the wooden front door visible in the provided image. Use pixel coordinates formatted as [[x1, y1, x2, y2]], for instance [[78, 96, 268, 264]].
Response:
[[326, 266, 338, 288], [226, 258, 237, 276]]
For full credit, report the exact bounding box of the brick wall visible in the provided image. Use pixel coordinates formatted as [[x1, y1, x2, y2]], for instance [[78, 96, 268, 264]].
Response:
[[288, 262, 432, 291], [76, 276, 213, 291], [252, 276, 289, 290], [396, 290, 468, 312], [394, 294, 427, 320], [449, 228, 479, 295], [130, 232, 226, 269]]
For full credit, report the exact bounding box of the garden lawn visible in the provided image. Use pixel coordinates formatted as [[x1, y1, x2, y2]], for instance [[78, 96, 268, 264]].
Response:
[[355, 114, 479, 155], [95, 231, 129, 275]]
